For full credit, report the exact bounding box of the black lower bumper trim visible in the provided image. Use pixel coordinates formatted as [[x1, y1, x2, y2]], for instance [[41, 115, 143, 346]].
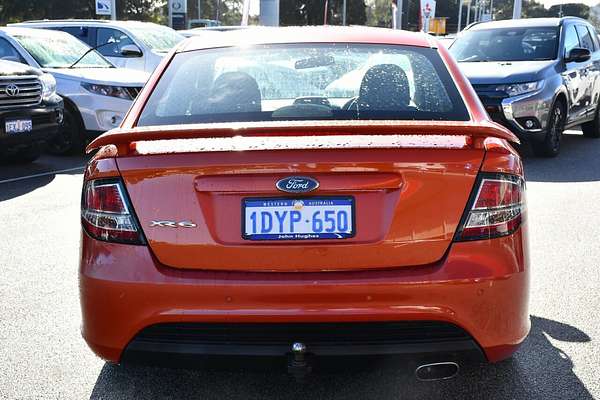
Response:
[[0, 106, 62, 151], [121, 321, 486, 367]]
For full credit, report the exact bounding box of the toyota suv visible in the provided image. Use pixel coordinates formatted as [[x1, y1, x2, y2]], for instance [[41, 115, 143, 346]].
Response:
[[0, 60, 63, 163], [450, 17, 600, 157]]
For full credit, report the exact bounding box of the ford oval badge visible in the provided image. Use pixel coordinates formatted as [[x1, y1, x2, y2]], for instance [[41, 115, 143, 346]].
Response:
[[276, 176, 319, 193]]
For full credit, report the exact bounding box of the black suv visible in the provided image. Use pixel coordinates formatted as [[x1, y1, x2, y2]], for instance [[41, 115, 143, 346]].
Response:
[[1, 60, 63, 163]]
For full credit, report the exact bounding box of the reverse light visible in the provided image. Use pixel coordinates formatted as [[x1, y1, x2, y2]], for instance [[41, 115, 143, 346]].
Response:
[[81, 179, 144, 244], [455, 174, 525, 241]]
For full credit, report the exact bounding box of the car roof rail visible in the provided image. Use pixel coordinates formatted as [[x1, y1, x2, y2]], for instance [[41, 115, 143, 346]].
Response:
[[16, 19, 112, 24]]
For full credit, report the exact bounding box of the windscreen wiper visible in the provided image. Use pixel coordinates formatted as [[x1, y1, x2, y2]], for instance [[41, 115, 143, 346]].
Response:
[[69, 41, 114, 69]]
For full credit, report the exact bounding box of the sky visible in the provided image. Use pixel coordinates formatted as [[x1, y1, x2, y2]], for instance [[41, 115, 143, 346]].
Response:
[[540, 0, 598, 6], [246, 0, 599, 16]]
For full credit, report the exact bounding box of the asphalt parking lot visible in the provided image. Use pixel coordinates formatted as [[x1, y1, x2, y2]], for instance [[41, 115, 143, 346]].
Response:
[[1, 131, 599, 399]]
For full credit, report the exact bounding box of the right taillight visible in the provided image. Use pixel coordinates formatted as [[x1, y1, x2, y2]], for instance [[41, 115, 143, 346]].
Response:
[[81, 179, 145, 245], [455, 174, 525, 241]]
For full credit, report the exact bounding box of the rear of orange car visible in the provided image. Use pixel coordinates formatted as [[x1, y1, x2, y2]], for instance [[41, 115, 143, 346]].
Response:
[[79, 27, 529, 378]]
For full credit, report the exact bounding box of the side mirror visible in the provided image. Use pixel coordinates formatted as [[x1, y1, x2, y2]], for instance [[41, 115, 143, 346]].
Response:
[[565, 47, 591, 63], [120, 44, 142, 58]]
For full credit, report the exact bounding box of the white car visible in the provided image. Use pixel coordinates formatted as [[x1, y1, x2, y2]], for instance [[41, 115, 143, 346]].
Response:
[[10, 20, 184, 73], [0, 27, 149, 154]]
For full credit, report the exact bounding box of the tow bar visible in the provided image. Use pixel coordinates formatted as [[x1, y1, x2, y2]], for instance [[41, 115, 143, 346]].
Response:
[[287, 342, 312, 381]]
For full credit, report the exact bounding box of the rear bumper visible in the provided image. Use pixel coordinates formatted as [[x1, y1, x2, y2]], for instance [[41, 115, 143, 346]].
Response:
[[79, 227, 530, 365]]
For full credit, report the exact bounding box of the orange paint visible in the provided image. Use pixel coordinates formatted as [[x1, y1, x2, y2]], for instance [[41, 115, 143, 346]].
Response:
[[79, 27, 529, 366]]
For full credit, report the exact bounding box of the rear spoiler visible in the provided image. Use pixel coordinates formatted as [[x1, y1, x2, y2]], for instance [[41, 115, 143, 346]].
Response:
[[86, 120, 518, 155]]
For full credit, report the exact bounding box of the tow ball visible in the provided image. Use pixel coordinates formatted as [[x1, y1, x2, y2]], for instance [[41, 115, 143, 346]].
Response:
[[287, 342, 312, 381]]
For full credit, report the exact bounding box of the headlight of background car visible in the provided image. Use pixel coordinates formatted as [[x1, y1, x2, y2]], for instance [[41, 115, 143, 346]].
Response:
[[40, 73, 57, 102], [81, 83, 133, 100], [497, 80, 544, 97]]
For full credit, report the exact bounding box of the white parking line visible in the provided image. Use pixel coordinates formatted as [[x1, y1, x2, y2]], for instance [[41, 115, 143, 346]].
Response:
[[0, 166, 85, 185]]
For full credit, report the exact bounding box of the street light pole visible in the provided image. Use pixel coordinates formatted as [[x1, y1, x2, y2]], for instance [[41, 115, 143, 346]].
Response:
[[394, 0, 403, 30], [480, 0, 485, 20], [342, 0, 347, 25], [111, 0, 116, 20], [513, 0, 522, 19], [466, 0, 471, 25], [457, 0, 463, 33], [242, 0, 250, 25]]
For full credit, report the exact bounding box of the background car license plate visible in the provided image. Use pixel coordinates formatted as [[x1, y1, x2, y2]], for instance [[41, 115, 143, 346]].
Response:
[[5, 119, 33, 134], [243, 197, 354, 240]]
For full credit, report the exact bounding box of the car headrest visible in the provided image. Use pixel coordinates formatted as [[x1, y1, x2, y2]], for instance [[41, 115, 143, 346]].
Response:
[[208, 71, 261, 114], [358, 64, 411, 112]]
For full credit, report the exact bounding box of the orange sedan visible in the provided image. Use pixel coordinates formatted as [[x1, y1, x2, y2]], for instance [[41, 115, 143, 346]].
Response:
[[80, 27, 529, 380]]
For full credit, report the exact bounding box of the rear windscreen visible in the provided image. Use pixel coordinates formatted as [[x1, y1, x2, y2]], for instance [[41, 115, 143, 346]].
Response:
[[137, 43, 469, 126]]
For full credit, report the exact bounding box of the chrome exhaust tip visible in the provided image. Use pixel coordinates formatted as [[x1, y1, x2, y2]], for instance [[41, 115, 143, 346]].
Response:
[[415, 362, 459, 381]]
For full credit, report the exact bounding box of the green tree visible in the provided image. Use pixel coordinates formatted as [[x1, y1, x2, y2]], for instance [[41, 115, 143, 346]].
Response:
[[219, 0, 243, 25], [366, 0, 392, 27], [0, 0, 95, 24], [328, 0, 367, 25], [548, 3, 589, 19], [280, 0, 366, 26], [118, 0, 167, 22], [0, 0, 243, 26]]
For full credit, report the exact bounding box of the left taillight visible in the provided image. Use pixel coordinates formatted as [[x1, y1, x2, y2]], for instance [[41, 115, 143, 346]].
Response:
[[454, 173, 525, 241], [81, 179, 145, 245]]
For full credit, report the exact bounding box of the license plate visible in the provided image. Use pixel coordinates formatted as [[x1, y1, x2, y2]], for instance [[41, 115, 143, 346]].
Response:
[[243, 197, 355, 240], [5, 119, 32, 134]]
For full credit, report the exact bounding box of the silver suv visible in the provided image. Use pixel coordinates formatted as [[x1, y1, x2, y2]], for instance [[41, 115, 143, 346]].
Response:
[[10, 20, 184, 73]]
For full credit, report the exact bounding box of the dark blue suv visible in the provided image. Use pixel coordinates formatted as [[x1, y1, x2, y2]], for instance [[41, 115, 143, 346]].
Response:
[[451, 17, 600, 157]]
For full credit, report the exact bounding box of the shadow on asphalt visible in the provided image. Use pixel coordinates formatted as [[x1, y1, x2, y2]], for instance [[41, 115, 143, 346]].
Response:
[[0, 174, 55, 201], [522, 131, 600, 183], [89, 316, 592, 400], [0, 170, 84, 201], [0, 155, 86, 201]]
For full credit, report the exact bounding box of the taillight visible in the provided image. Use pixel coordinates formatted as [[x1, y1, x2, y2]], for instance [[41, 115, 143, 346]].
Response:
[[81, 179, 145, 245], [454, 174, 525, 241]]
